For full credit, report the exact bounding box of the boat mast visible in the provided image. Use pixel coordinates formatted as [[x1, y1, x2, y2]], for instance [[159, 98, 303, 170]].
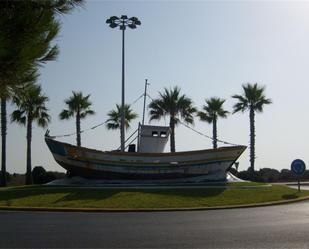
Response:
[[138, 79, 149, 152], [142, 79, 149, 125]]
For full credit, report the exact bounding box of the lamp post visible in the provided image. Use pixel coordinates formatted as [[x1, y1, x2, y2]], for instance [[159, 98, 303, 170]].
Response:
[[106, 15, 141, 152]]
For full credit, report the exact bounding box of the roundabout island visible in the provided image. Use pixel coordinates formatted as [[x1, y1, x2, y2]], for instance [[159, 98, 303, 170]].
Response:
[[0, 178, 308, 212]]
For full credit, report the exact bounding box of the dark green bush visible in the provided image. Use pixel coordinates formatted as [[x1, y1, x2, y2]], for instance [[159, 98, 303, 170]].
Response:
[[32, 166, 47, 184]]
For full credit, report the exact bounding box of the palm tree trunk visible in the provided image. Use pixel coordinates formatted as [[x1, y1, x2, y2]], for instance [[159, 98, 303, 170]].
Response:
[[25, 116, 33, 185], [213, 115, 217, 149], [249, 107, 255, 176], [76, 111, 81, 147], [1, 98, 7, 187], [170, 116, 176, 153]]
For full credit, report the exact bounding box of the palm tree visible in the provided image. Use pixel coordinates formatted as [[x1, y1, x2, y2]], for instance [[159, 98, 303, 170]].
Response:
[[106, 104, 138, 131], [197, 97, 229, 149], [59, 91, 95, 147], [232, 83, 272, 174], [0, 71, 38, 186], [11, 84, 50, 185], [148, 86, 197, 152]]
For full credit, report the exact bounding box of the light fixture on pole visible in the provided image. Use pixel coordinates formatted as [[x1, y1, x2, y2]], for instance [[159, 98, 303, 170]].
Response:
[[106, 15, 141, 152]]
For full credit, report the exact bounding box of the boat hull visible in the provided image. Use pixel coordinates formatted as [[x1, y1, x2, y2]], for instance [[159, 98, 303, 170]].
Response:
[[45, 138, 246, 181]]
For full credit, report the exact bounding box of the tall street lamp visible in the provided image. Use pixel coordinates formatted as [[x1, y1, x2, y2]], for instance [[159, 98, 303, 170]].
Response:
[[106, 15, 141, 152]]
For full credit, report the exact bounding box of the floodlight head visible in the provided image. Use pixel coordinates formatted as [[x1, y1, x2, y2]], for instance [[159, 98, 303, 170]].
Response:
[[130, 17, 141, 26], [106, 16, 119, 24], [110, 16, 119, 21], [109, 23, 118, 28], [106, 15, 141, 30], [135, 19, 141, 25], [128, 24, 136, 29]]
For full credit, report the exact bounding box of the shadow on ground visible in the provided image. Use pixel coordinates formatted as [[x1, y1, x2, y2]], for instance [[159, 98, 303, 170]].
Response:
[[0, 185, 226, 205], [282, 193, 298, 200]]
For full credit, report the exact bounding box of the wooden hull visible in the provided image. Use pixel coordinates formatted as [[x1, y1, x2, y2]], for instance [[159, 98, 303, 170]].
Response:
[[45, 138, 246, 181]]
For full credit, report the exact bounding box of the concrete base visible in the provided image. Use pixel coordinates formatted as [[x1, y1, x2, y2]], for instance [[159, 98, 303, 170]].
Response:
[[47, 172, 247, 187]]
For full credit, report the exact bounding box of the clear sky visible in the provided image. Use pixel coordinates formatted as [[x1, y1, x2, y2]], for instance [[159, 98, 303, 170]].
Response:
[[4, 0, 309, 173]]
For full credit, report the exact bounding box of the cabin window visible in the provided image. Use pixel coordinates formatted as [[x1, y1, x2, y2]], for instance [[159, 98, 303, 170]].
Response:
[[152, 131, 158, 137], [160, 132, 167, 137]]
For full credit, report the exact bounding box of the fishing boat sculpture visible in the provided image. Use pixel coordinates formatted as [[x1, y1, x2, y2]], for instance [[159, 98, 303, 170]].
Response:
[[45, 124, 246, 182]]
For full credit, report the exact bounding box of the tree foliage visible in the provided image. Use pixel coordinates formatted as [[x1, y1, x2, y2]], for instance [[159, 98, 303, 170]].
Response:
[[32, 166, 58, 184], [106, 104, 138, 130], [59, 91, 95, 146], [197, 97, 229, 149], [0, 0, 83, 186], [11, 84, 50, 128], [232, 83, 272, 114], [148, 86, 196, 152], [0, 0, 84, 90]]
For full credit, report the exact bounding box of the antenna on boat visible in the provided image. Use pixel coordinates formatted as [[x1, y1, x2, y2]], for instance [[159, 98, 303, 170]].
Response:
[[142, 79, 149, 125]]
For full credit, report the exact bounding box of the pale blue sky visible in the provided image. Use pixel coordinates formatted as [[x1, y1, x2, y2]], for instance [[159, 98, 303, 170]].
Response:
[[4, 0, 309, 173]]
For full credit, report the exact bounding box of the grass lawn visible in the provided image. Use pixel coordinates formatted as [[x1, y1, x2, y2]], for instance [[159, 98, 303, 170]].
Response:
[[0, 184, 308, 210]]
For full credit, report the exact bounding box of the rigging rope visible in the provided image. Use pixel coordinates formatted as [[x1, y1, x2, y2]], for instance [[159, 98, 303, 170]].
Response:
[[117, 128, 138, 150], [177, 120, 239, 146], [46, 120, 109, 139], [130, 93, 144, 106], [124, 135, 139, 150]]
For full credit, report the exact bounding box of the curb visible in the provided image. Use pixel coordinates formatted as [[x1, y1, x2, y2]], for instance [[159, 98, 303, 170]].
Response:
[[0, 184, 272, 191], [0, 180, 270, 190], [1, 194, 309, 213]]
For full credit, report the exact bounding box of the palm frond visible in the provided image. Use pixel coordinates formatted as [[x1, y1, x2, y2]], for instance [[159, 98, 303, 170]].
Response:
[[11, 110, 26, 125], [106, 104, 138, 130], [197, 111, 213, 123], [148, 86, 196, 126], [80, 109, 95, 119], [11, 83, 50, 128], [232, 83, 271, 113], [37, 112, 50, 128], [106, 122, 119, 130], [198, 97, 228, 123], [59, 109, 74, 120]]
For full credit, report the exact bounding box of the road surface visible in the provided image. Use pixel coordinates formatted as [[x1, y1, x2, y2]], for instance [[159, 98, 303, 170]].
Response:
[[1, 200, 309, 248]]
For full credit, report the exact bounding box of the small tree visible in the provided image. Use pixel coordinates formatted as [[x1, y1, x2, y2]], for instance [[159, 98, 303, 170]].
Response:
[[32, 166, 47, 184], [59, 91, 95, 147]]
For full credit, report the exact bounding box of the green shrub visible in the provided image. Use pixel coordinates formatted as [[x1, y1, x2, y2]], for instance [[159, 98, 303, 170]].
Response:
[[32, 166, 47, 184]]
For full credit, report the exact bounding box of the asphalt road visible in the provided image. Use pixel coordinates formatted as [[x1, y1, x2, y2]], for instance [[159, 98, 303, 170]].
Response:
[[1, 200, 309, 249]]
